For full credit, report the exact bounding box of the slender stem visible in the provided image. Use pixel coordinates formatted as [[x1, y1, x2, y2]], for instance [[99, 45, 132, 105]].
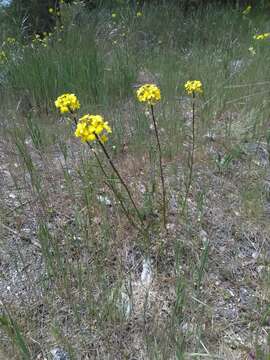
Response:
[[95, 135, 144, 226], [72, 117, 141, 230], [150, 105, 167, 230], [182, 92, 195, 214], [91, 146, 141, 231]]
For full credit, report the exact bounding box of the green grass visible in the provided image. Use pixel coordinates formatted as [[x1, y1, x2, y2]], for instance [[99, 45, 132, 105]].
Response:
[[1, 1, 270, 359]]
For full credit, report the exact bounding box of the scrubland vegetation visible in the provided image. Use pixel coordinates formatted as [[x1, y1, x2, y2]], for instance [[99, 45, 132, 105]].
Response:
[[0, 1, 270, 359]]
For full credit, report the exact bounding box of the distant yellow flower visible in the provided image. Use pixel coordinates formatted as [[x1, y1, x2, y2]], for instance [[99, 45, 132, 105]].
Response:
[[248, 46, 256, 55], [112, 13, 117, 18], [75, 114, 112, 143], [136, 84, 161, 105], [55, 93, 80, 113], [6, 37, 16, 44], [184, 80, 203, 95], [48, 8, 54, 13], [136, 11, 142, 17], [0, 50, 7, 64], [253, 32, 270, 40], [242, 5, 251, 16]]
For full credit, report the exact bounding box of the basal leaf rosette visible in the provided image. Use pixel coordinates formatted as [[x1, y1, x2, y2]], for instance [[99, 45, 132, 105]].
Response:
[[75, 114, 112, 143], [55, 93, 80, 114], [136, 84, 161, 105]]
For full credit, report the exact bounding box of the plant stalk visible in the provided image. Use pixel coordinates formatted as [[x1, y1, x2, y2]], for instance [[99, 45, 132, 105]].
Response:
[[150, 104, 167, 230], [96, 135, 144, 227], [182, 92, 196, 214], [72, 117, 141, 230]]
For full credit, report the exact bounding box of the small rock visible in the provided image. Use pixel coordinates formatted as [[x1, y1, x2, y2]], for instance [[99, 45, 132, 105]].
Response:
[[50, 348, 69, 360], [239, 287, 252, 305], [96, 194, 112, 206], [141, 258, 152, 287]]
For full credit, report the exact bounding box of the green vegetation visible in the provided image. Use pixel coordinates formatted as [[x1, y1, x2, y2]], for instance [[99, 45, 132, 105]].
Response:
[[0, 1, 270, 359]]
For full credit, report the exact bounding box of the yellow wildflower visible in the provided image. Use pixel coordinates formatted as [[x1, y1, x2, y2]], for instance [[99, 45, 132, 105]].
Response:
[[136, 84, 161, 105], [136, 11, 142, 17], [253, 33, 270, 40], [6, 37, 16, 44], [184, 80, 203, 95], [55, 93, 80, 113], [242, 5, 251, 16], [75, 114, 112, 143], [49, 8, 54, 13], [112, 13, 117, 18], [0, 50, 7, 64]]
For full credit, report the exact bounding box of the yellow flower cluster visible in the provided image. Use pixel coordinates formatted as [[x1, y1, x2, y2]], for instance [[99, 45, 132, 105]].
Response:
[[184, 80, 203, 95], [253, 33, 270, 40], [75, 114, 112, 143], [6, 37, 16, 45], [242, 5, 251, 16], [55, 93, 80, 113], [136, 84, 161, 105]]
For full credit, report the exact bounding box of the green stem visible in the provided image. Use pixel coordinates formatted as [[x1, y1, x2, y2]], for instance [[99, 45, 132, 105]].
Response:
[[182, 92, 195, 214], [72, 117, 141, 230], [150, 104, 167, 230], [96, 135, 144, 227], [91, 146, 141, 231]]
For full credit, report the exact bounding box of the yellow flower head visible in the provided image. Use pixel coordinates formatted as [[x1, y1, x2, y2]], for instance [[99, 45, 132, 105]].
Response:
[[136, 84, 161, 105], [49, 7, 54, 13], [253, 32, 270, 40], [112, 13, 117, 18], [6, 37, 16, 45], [55, 93, 80, 113], [136, 11, 142, 17], [184, 80, 203, 95], [75, 114, 112, 143], [242, 5, 251, 16]]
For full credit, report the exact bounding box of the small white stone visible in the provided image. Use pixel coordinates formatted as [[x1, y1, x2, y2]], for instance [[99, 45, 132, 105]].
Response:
[[97, 195, 112, 206], [141, 258, 152, 287]]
